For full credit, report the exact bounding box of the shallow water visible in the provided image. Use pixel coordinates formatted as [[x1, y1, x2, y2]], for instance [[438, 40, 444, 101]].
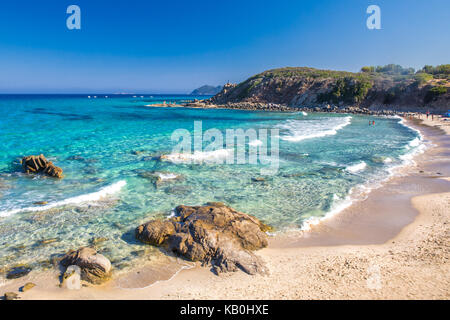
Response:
[[0, 94, 422, 278]]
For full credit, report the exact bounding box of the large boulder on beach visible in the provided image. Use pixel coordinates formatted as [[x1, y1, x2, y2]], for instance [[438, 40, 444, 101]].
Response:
[[21, 154, 63, 178], [60, 247, 111, 284], [135, 203, 270, 275]]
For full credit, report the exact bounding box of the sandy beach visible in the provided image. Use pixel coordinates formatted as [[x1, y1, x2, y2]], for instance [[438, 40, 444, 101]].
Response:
[[1, 117, 449, 300]]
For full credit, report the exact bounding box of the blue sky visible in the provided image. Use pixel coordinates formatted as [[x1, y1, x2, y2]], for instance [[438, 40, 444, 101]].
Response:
[[0, 0, 448, 93]]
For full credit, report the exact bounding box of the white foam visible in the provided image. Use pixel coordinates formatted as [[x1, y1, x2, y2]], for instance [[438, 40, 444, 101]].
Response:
[[408, 137, 421, 148], [0, 180, 126, 218], [301, 194, 354, 232], [300, 116, 428, 233], [161, 149, 232, 163], [279, 116, 352, 142], [346, 161, 367, 173], [154, 172, 179, 181]]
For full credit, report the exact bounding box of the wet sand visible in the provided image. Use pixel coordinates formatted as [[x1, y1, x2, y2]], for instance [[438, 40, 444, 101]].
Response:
[[2, 118, 449, 300]]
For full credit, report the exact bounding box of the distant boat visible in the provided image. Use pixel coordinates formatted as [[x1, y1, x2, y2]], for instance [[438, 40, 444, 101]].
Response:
[[88, 96, 91, 99]]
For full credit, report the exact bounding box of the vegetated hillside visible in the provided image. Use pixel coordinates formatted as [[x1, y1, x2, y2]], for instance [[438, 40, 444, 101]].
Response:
[[207, 64, 450, 113], [190, 85, 223, 95]]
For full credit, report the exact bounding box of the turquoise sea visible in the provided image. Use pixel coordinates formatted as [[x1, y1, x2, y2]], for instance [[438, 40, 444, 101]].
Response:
[[0, 94, 423, 279]]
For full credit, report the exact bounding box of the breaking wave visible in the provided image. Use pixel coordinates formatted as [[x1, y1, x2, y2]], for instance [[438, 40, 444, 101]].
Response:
[[279, 116, 351, 142], [0, 180, 127, 218]]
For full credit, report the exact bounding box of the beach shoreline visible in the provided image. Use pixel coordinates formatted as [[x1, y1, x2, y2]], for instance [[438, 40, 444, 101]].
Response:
[[1, 116, 449, 300]]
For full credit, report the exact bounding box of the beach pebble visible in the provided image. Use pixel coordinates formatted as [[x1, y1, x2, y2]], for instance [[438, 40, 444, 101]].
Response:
[[3, 292, 19, 300], [21, 282, 36, 292]]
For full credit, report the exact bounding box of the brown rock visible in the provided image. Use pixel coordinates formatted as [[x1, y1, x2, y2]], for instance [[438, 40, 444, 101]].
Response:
[[21, 154, 63, 178], [3, 292, 19, 300], [135, 203, 269, 275], [60, 247, 111, 284], [33, 201, 48, 205], [135, 219, 176, 245], [21, 282, 36, 292]]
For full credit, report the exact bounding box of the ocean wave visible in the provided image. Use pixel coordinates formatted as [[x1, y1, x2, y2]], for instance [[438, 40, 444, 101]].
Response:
[[300, 116, 427, 232], [161, 149, 232, 163], [279, 116, 351, 142], [395, 117, 427, 165], [346, 161, 367, 173], [0, 180, 126, 218], [301, 194, 354, 231]]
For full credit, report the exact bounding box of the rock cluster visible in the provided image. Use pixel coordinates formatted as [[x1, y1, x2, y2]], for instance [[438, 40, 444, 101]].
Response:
[[21, 154, 63, 178], [60, 247, 111, 284], [136, 203, 270, 275]]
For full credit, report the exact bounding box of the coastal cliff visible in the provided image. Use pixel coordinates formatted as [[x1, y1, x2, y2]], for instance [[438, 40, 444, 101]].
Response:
[[205, 65, 449, 113]]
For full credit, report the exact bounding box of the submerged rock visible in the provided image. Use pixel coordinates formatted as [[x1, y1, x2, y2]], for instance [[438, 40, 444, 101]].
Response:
[[6, 265, 32, 279], [60, 247, 111, 284], [21, 154, 63, 178], [37, 238, 59, 246], [135, 203, 270, 275], [164, 185, 191, 195], [90, 237, 108, 246], [137, 170, 182, 187]]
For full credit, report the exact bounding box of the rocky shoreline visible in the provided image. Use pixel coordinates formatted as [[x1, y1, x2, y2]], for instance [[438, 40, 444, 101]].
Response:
[[183, 100, 413, 116], [2, 199, 271, 298]]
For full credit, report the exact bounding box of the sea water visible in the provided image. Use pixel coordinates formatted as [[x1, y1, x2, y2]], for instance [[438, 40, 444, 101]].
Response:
[[0, 94, 422, 277]]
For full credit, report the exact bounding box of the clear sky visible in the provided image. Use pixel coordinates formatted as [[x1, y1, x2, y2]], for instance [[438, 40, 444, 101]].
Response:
[[0, 0, 448, 93]]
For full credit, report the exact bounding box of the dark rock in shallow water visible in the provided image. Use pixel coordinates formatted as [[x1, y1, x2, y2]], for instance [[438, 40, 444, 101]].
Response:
[[89, 237, 108, 247], [60, 247, 112, 284], [164, 185, 191, 195], [67, 155, 85, 161], [37, 238, 59, 246], [21, 154, 63, 179], [6, 265, 32, 279], [135, 203, 270, 275]]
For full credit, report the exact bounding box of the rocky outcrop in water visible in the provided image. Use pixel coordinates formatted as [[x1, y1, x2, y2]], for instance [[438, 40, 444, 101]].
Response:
[[60, 247, 111, 284], [21, 154, 63, 178], [136, 203, 270, 275]]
